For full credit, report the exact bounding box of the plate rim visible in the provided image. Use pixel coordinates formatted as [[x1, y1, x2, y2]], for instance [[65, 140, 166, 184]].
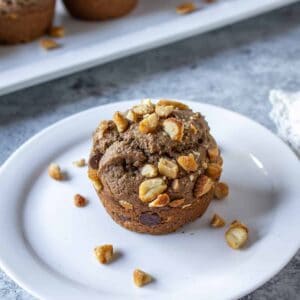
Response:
[[0, 100, 299, 300]]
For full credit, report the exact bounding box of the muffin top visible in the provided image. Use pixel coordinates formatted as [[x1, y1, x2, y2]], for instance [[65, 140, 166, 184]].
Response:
[[0, 0, 51, 15], [89, 99, 221, 209]]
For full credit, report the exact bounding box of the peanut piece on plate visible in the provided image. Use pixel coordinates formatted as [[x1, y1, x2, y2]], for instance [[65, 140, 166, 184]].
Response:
[[74, 194, 87, 207], [40, 39, 60, 50], [133, 269, 152, 287], [94, 244, 113, 264], [176, 2, 197, 14], [210, 214, 226, 228], [139, 178, 167, 202], [73, 158, 86, 167], [49, 26, 65, 38], [225, 221, 249, 249], [214, 182, 229, 199], [48, 163, 63, 180]]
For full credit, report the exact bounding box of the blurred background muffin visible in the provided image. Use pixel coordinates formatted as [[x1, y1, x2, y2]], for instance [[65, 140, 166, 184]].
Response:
[[0, 0, 56, 44], [62, 0, 137, 21]]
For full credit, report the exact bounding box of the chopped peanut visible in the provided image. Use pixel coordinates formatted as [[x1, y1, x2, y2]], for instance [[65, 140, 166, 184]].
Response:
[[119, 200, 133, 210], [206, 163, 222, 180], [88, 169, 103, 191], [126, 110, 139, 122], [113, 111, 129, 133], [141, 164, 158, 178], [225, 221, 249, 249], [48, 163, 63, 180], [139, 178, 167, 202], [49, 26, 65, 38], [139, 113, 159, 133], [133, 269, 152, 287], [169, 198, 185, 207], [157, 99, 189, 110], [149, 193, 170, 207], [177, 153, 198, 172], [207, 147, 219, 161], [74, 194, 87, 207], [194, 175, 213, 198], [40, 39, 60, 50], [176, 2, 197, 14], [158, 158, 178, 179], [214, 182, 229, 199], [73, 158, 86, 167], [155, 105, 173, 117], [94, 244, 113, 264], [210, 214, 225, 228], [163, 118, 184, 141]]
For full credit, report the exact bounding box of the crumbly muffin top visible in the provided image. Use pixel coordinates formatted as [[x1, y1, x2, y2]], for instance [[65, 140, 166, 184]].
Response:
[[89, 99, 222, 209], [0, 0, 50, 15]]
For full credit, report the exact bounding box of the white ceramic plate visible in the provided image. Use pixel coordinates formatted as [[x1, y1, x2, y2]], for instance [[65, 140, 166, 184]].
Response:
[[0, 100, 299, 300], [0, 0, 299, 96]]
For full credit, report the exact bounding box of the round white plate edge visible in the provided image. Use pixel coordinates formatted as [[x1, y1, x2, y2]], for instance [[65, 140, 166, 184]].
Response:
[[0, 100, 299, 300]]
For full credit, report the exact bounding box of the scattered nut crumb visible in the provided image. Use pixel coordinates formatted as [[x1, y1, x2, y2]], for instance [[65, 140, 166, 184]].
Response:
[[176, 2, 197, 14], [40, 39, 60, 50], [48, 163, 63, 180], [169, 198, 185, 207], [119, 200, 133, 210], [214, 182, 229, 199], [141, 164, 158, 178], [73, 158, 86, 167], [149, 193, 170, 207], [210, 213, 225, 228], [190, 123, 198, 134], [74, 194, 87, 207], [225, 220, 249, 249], [113, 111, 129, 133], [133, 269, 152, 287], [171, 179, 180, 191], [94, 244, 114, 264], [49, 26, 65, 38], [139, 178, 167, 202], [177, 153, 198, 172]]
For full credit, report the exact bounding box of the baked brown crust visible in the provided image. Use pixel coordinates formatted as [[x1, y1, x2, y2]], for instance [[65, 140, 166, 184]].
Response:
[[88, 99, 223, 234], [62, 0, 137, 21], [0, 0, 55, 44]]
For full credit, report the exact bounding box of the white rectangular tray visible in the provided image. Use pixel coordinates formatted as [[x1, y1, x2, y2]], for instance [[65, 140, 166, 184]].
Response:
[[0, 0, 298, 96]]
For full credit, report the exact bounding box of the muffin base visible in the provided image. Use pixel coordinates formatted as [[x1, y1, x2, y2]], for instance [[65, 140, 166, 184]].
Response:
[[97, 188, 214, 235], [0, 1, 55, 44], [62, 0, 138, 21]]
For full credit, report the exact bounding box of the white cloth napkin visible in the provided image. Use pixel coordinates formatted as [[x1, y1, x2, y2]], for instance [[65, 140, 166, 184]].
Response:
[[269, 90, 300, 157]]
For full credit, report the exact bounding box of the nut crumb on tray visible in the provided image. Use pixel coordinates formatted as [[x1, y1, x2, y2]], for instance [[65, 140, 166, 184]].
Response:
[[94, 244, 114, 264], [210, 213, 225, 228], [225, 220, 249, 249], [48, 163, 63, 180], [133, 269, 152, 287], [74, 194, 87, 207], [176, 2, 197, 14], [40, 39, 60, 50], [49, 26, 65, 38], [73, 158, 86, 167]]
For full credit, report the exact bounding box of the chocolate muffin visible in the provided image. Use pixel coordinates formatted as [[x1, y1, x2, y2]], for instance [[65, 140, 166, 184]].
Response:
[[62, 0, 137, 21], [0, 0, 55, 44], [88, 100, 223, 235]]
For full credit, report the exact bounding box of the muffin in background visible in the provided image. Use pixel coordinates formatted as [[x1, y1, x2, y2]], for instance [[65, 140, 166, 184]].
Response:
[[62, 0, 137, 21], [0, 0, 55, 44]]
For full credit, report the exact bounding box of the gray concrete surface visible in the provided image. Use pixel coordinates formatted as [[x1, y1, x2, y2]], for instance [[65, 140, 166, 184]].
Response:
[[0, 2, 299, 299]]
